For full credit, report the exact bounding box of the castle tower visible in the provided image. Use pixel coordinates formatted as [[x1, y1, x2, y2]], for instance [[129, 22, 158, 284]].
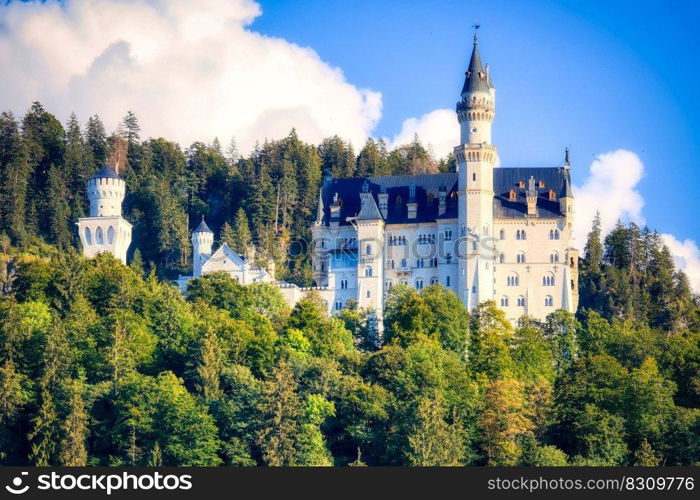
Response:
[[77, 166, 132, 264], [191, 217, 214, 277], [355, 181, 385, 319], [454, 29, 497, 309]]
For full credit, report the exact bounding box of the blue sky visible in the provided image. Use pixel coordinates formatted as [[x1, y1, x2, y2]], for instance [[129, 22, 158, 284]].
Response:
[[254, 0, 699, 244]]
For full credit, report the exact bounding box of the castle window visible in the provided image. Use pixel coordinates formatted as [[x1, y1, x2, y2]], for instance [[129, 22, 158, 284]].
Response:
[[509, 189, 517, 201], [570, 257, 575, 267], [472, 240, 477, 251], [545, 295, 554, 307], [400, 279, 408, 286], [550, 252, 559, 263], [500, 296, 509, 307], [340, 279, 348, 290], [389, 259, 395, 269], [517, 296, 526, 307], [430, 277, 438, 285], [396, 195, 403, 204], [444, 230, 453, 241], [473, 173, 476, 182], [499, 229, 505, 240], [539, 181, 545, 188], [506, 272, 520, 286], [335, 300, 343, 311], [548, 190, 556, 201], [416, 259, 424, 268], [107, 226, 115, 244], [415, 279, 424, 290], [499, 253, 505, 264], [366, 243, 373, 255], [516, 252, 526, 264], [446, 276, 451, 287], [385, 280, 392, 289], [549, 229, 560, 240], [516, 230, 526, 240], [321, 262, 325, 271], [543, 273, 555, 286], [366, 290, 371, 298], [95, 226, 104, 245], [446, 253, 452, 264], [365, 266, 373, 277], [518, 181, 525, 188], [84, 227, 92, 245]]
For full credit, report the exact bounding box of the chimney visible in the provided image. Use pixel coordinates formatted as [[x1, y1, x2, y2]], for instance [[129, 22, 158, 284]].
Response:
[[438, 184, 447, 216], [378, 185, 389, 219], [526, 176, 537, 216], [406, 183, 417, 220]]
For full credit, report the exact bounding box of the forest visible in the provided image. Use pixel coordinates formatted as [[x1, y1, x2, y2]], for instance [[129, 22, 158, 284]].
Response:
[[0, 103, 698, 466]]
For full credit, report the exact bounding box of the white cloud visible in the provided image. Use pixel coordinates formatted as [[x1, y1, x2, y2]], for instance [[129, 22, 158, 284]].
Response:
[[0, 0, 382, 153], [388, 108, 458, 160], [572, 149, 700, 292], [572, 149, 645, 246], [661, 234, 700, 293]]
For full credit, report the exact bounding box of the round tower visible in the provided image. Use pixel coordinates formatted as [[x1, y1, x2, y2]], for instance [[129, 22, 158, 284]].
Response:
[[87, 166, 126, 217], [192, 217, 214, 277]]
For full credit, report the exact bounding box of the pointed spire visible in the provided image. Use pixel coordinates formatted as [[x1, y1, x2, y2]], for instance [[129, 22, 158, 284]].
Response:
[[560, 171, 573, 198], [461, 27, 492, 95], [315, 188, 324, 224], [193, 216, 213, 234], [564, 146, 571, 168]]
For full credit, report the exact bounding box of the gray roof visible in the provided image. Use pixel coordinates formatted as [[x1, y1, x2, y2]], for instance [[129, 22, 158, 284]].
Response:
[[193, 216, 213, 233], [321, 173, 459, 226], [493, 167, 570, 218], [461, 38, 493, 95], [357, 192, 383, 221], [560, 171, 573, 198], [89, 165, 121, 180]]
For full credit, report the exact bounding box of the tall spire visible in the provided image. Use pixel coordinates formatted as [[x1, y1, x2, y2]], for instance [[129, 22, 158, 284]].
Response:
[[564, 146, 571, 168], [461, 24, 492, 95], [315, 188, 324, 224]]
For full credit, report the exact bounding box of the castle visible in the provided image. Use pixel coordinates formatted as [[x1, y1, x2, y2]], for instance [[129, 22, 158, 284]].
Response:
[[309, 33, 579, 325], [77, 33, 579, 327]]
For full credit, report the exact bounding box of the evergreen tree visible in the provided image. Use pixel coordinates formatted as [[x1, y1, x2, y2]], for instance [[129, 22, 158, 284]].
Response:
[[85, 115, 108, 169], [46, 165, 72, 249], [59, 379, 88, 466], [0, 112, 31, 242], [230, 208, 252, 255], [407, 391, 465, 466]]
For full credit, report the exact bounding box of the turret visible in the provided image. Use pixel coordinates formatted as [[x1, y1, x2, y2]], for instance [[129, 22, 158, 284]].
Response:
[[192, 217, 214, 277], [77, 165, 132, 264], [87, 166, 126, 217], [560, 149, 574, 217]]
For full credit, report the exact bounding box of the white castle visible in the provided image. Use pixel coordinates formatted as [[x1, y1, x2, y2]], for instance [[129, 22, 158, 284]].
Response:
[[77, 33, 579, 327], [308, 33, 579, 325], [77, 166, 132, 264]]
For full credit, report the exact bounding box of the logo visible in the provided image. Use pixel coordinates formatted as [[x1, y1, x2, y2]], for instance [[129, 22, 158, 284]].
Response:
[[5, 472, 29, 495]]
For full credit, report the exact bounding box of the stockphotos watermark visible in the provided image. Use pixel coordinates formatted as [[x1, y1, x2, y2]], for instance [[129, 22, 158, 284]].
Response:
[[3, 470, 192, 496]]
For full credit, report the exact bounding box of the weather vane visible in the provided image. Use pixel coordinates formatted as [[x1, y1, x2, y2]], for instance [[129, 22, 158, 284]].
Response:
[[472, 21, 480, 42]]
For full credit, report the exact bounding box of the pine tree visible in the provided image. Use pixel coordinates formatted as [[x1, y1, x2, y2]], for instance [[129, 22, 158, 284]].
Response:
[[64, 113, 91, 224], [0, 112, 31, 242], [257, 361, 302, 466], [59, 379, 88, 466], [85, 115, 108, 168], [28, 388, 59, 466], [46, 165, 72, 249], [231, 208, 252, 255], [407, 392, 465, 466], [633, 439, 661, 466], [195, 331, 223, 402]]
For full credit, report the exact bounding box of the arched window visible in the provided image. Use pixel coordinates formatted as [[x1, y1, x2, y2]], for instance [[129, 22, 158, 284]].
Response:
[[549, 229, 560, 240], [385, 280, 392, 289], [340, 279, 348, 290], [509, 189, 517, 201], [499, 253, 505, 264], [95, 226, 104, 245], [499, 229, 505, 240], [472, 240, 478, 251], [550, 251, 559, 263], [366, 290, 371, 298], [472, 173, 476, 182], [446, 276, 451, 287], [517, 296, 526, 307], [366, 243, 373, 255], [500, 296, 509, 307], [415, 279, 424, 290], [545, 295, 554, 307], [400, 279, 408, 286], [365, 266, 373, 277], [542, 272, 555, 286], [506, 272, 519, 286], [516, 252, 526, 264], [84, 227, 92, 245], [334, 300, 343, 311], [107, 226, 115, 244], [516, 229, 526, 240], [430, 277, 438, 285]]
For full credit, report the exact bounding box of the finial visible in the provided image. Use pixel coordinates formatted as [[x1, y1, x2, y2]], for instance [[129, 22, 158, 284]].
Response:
[[472, 21, 480, 44], [564, 146, 570, 166]]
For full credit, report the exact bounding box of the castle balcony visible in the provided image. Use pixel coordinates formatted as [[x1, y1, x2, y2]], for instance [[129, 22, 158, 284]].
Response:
[[396, 266, 412, 274]]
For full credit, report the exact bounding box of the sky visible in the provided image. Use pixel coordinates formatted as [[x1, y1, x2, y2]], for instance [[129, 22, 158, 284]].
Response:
[[0, 0, 698, 289]]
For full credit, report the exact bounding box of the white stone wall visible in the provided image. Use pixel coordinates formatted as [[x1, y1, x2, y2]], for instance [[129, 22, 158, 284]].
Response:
[[77, 216, 132, 264]]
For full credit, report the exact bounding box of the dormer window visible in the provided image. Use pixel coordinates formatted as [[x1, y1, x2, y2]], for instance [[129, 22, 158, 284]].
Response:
[[548, 190, 556, 201], [539, 180, 545, 188], [509, 189, 516, 201], [518, 181, 525, 188], [396, 195, 403, 204]]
